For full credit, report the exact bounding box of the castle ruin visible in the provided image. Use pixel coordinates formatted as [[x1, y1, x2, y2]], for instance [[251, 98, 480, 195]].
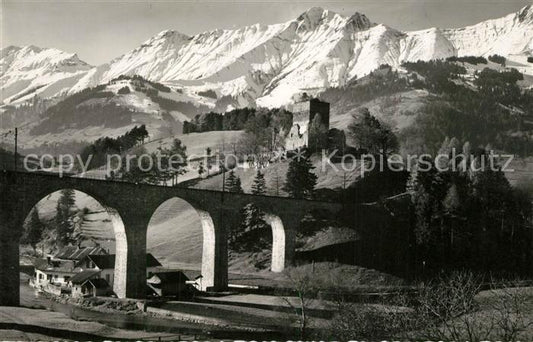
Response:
[[285, 97, 330, 151]]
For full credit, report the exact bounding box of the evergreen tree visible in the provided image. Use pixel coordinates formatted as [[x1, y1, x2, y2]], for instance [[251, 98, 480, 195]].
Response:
[[308, 114, 328, 152], [236, 203, 270, 252], [198, 162, 205, 177], [225, 170, 243, 193], [443, 184, 460, 215], [159, 138, 188, 185], [22, 208, 44, 255], [55, 189, 75, 246], [283, 155, 317, 199], [410, 155, 532, 275], [348, 108, 398, 156], [251, 170, 267, 195]]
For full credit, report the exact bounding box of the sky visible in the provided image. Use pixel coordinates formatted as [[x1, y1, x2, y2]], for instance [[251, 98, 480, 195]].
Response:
[[2, 0, 532, 65]]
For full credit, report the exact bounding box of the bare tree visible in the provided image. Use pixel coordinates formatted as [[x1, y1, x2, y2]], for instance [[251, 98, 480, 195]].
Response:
[[283, 267, 319, 339], [483, 280, 533, 341], [399, 272, 532, 341]]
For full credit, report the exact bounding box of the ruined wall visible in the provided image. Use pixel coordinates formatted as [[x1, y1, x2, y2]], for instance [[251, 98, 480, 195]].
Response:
[[285, 98, 330, 151]]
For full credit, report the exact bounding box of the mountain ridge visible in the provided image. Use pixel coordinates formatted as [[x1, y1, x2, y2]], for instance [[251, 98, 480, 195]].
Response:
[[2, 5, 532, 108]]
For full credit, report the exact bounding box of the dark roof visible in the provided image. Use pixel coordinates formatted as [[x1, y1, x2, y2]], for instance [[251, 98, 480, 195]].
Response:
[[33, 258, 77, 273], [182, 270, 202, 280], [146, 254, 162, 267], [86, 254, 115, 269], [147, 271, 189, 285], [70, 270, 101, 284], [33, 258, 49, 270], [85, 278, 110, 289], [54, 246, 107, 260], [86, 253, 161, 270]]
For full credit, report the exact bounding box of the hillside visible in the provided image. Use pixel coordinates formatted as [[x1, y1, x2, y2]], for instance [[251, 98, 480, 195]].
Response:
[[2, 5, 533, 159], [21, 57, 533, 273], [5, 76, 215, 152], [2, 5, 532, 111], [9, 5, 533, 283]]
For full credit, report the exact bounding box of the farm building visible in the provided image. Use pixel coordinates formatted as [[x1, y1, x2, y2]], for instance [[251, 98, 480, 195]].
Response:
[[147, 271, 189, 297], [76, 253, 162, 287]]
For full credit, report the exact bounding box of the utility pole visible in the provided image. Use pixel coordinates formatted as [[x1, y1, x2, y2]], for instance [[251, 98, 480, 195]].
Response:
[[14, 127, 18, 172], [221, 162, 226, 192]]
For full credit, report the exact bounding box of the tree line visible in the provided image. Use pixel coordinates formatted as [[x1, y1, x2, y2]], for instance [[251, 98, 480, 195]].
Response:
[[401, 60, 533, 156], [79, 125, 149, 170], [182, 107, 293, 135]]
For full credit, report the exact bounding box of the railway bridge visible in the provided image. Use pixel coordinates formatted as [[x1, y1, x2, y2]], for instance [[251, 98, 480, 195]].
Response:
[[0, 170, 344, 306]]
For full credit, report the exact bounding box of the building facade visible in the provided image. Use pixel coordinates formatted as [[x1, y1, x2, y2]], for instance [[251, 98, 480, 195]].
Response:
[[32, 246, 108, 290], [76, 253, 162, 288], [285, 98, 330, 151]]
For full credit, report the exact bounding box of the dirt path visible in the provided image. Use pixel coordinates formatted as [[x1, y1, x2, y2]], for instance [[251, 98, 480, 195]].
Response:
[[0, 306, 178, 341]]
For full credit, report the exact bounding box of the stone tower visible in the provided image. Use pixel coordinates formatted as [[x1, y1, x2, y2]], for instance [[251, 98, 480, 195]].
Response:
[[285, 98, 330, 151]]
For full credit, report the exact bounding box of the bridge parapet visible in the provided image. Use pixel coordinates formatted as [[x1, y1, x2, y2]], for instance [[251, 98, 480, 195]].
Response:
[[0, 171, 345, 304]]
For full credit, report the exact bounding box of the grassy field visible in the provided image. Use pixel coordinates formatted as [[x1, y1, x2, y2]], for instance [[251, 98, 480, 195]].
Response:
[[29, 191, 203, 267]]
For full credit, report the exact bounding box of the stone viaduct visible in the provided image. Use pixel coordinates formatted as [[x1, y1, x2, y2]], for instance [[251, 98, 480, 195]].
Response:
[[0, 171, 344, 306]]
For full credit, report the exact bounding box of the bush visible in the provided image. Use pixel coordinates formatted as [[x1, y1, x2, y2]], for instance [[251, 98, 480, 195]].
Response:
[[488, 54, 506, 65], [197, 89, 217, 99], [330, 303, 405, 340], [329, 271, 533, 340], [117, 86, 130, 94], [149, 82, 171, 93], [145, 88, 158, 97]]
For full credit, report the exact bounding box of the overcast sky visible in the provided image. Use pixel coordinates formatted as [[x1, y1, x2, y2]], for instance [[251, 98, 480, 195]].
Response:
[[2, 0, 532, 65]]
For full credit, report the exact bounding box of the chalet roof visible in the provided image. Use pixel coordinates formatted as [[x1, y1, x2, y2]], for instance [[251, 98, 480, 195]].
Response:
[[33, 258, 49, 270], [147, 271, 189, 285], [182, 270, 202, 280], [33, 258, 77, 273], [70, 270, 101, 284], [85, 253, 162, 270], [84, 278, 110, 289], [54, 246, 107, 260]]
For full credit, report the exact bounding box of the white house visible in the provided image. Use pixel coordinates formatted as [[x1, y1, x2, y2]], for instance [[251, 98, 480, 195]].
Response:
[[76, 253, 162, 288], [32, 246, 108, 290], [68, 270, 112, 298], [33, 257, 79, 288]]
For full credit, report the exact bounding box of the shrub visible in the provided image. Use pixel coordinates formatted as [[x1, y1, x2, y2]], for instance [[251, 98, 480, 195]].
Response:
[[145, 88, 158, 97], [197, 89, 217, 99], [149, 82, 171, 93], [488, 54, 506, 65], [117, 86, 130, 94]]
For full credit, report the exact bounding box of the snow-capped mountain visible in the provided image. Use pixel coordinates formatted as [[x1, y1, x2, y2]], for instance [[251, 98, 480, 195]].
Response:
[[2, 5, 533, 108], [1, 45, 92, 103]]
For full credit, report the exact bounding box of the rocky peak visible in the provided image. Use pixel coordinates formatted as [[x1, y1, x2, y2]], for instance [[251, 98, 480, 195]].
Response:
[[517, 4, 533, 23], [296, 7, 331, 30], [347, 12, 373, 31]]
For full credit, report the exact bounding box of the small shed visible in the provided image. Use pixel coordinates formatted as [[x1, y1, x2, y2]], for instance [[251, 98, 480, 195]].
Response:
[[69, 270, 101, 298], [81, 278, 112, 297], [147, 271, 189, 297], [182, 270, 203, 291]]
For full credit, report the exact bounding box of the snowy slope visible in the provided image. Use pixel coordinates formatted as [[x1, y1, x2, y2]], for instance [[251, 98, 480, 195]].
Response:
[[1, 45, 92, 104], [443, 5, 533, 58], [13, 77, 194, 150], [2, 5, 533, 109]]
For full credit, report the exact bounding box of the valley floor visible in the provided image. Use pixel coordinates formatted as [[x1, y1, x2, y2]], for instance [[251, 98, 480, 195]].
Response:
[[0, 306, 180, 341]]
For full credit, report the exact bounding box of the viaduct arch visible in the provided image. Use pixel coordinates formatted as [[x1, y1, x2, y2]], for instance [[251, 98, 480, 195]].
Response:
[[0, 171, 343, 306]]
